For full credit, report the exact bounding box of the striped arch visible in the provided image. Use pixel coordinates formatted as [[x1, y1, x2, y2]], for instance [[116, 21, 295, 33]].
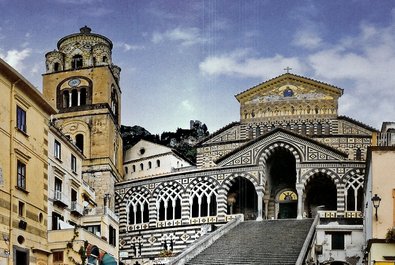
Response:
[[124, 186, 151, 225], [257, 141, 302, 164], [256, 142, 302, 176], [187, 176, 220, 218], [152, 181, 185, 221], [152, 181, 186, 198], [301, 168, 340, 187], [221, 172, 260, 193], [123, 185, 152, 202], [186, 176, 220, 192]]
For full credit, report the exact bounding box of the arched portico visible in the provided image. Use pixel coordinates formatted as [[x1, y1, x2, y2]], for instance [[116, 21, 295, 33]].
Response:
[[304, 172, 337, 218]]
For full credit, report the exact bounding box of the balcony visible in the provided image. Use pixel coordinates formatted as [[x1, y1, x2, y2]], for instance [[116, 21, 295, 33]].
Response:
[[71, 201, 83, 216], [104, 206, 119, 223], [53, 190, 68, 208]]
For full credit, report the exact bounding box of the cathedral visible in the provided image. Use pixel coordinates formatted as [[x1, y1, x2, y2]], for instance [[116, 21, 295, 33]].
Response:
[[116, 68, 375, 263]]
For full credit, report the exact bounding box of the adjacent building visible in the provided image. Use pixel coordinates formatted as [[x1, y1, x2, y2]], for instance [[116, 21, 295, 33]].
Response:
[[123, 139, 194, 180], [364, 123, 395, 264], [0, 58, 55, 265]]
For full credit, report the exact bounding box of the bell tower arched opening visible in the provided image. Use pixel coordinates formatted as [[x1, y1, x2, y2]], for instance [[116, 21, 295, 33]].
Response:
[[265, 147, 297, 219], [305, 173, 337, 217], [227, 177, 257, 220]]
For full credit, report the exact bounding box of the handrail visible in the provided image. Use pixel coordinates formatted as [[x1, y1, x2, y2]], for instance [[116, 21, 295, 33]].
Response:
[[168, 214, 244, 265], [295, 215, 319, 265]]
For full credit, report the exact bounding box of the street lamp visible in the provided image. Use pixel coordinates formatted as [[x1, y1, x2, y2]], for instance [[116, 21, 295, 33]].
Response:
[[371, 194, 381, 221]]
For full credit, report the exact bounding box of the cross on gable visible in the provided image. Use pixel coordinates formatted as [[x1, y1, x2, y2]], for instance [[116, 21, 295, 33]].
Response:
[[284, 66, 292, 73]]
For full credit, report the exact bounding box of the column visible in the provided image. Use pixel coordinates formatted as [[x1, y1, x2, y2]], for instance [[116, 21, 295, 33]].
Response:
[[256, 189, 264, 221], [296, 184, 304, 219], [77, 90, 81, 106]]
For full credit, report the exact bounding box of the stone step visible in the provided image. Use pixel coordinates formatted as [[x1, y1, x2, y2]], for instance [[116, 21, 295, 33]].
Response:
[[186, 219, 313, 265]]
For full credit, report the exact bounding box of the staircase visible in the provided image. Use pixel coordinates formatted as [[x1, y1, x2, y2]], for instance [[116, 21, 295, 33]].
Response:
[[185, 219, 314, 265]]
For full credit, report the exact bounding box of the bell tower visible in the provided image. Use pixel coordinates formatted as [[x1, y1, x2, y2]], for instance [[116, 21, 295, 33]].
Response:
[[42, 26, 123, 211]]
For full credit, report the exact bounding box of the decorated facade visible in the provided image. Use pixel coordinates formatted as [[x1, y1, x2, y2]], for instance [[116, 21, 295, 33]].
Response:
[[115, 74, 376, 264]]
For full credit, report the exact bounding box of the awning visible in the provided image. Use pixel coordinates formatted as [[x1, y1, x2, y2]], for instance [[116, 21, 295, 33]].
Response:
[[101, 253, 117, 265]]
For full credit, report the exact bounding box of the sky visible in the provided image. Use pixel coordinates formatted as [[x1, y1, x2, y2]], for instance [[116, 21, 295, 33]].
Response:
[[1, 0, 395, 134]]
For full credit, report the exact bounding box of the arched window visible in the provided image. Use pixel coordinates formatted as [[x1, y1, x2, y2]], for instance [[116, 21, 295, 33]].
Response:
[[255, 126, 261, 137], [54, 62, 60, 72], [301, 123, 306, 135], [355, 148, 362, 161], [148, 161, 152, 169], [156, 184, 183, 221], [190, 180, 217, 218], [71, 55, 83, 70], [140, 163, 144, 171], [80, 88, 87, 106], [316, 123, 322, 135], [63, 90, 70, 108], [324, 123, 331, 135], [102, 56, 108, 63], [156, 160, 160, 167], [71, 89, 78, 107], [345, 174, 364, 211], [132, 165, 136, 172], [75, 134, 84, 153], [248, 127, 253, 139], [128, 192, 149, 225]]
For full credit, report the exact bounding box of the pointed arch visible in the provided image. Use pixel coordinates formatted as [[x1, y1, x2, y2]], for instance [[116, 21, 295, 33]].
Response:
[[187, 176, 219, 218], [153, 181, 185, 221]]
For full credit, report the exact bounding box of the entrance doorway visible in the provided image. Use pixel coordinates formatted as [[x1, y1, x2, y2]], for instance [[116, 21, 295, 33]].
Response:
[[227, 177, 257, 220], [265, 147, 297, 219], [277, 190, 298, 219]]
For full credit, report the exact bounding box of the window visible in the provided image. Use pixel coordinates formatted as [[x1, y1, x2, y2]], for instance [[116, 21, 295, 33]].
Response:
[[148, 161, 152, 169], [53, 251, 64, 262], [132, 165, 136, 172], [71, 154, 77, 172], [86, 225, 101, 236], [156, 160, 160, 167], [16, 106, 26, 133], [54, 62, 60, 72], [109, 225, 116, 246], [331, 232, 345, 250], [157, 184, 183, 221], [18, 201, 25, 217], [54, 140, 61, 160], [71, 55, 83, 70], [140, 163, 144, 171], [54, 178, 62, 200], [52, 212, 63, 230], [17, 161, 26, 190], [190, 180, 217, 218], [125, 166, 128, 174], [71, 189, 77, 202], [75, 134, 84, 153]]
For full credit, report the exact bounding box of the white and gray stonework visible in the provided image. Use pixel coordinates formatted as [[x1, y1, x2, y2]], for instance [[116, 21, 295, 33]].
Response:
[[116, 73, 375, 264]]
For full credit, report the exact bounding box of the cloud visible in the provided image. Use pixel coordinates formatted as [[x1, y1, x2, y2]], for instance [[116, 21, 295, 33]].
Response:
[[293, 29, 322, 49], [152, 27, 207, 46], [114, 42, 145, 52], [0, 48, 32, 72], [83, 7, 112, 17], [199, 49, 305, 79], [180, 100, 194, 112]]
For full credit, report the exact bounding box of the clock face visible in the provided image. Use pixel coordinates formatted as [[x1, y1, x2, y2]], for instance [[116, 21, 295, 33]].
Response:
[[68, 78, 81, 87]]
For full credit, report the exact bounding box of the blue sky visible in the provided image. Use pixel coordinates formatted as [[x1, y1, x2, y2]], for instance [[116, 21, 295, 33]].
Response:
[[1, 0, 395, 134]]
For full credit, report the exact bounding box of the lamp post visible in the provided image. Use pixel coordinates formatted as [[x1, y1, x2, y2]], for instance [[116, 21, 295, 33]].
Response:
[[371, 194, 381, 221]]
